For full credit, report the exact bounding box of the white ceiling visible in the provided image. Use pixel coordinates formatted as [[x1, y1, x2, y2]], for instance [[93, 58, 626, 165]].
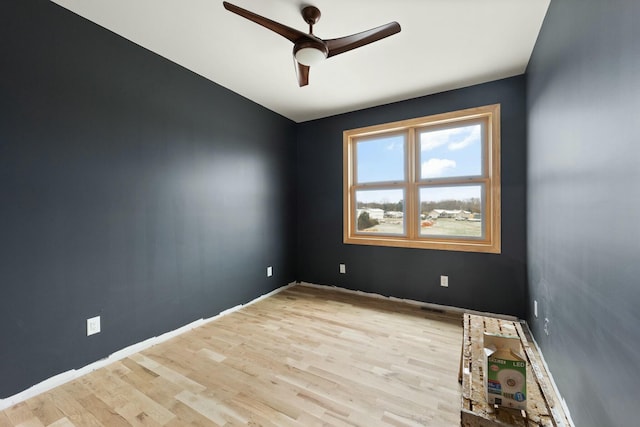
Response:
[[50, 0, 550, 123]]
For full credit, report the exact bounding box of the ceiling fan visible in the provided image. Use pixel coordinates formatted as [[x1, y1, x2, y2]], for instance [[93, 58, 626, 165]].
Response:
[[222, 2, 401, 87]]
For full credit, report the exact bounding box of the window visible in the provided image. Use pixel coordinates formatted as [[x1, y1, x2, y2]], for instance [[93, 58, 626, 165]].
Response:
[[343, 104, 500, 253]]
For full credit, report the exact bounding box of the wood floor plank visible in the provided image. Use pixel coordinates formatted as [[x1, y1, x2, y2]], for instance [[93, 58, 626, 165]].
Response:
[[13, 418, 45, 427], [73, 393, 129, 427], [4, 402, 35, 426], [25, 393, 65, 427], [175, 390, 243, 426], [47, 388, 103, 427], [46, 418, 75, 427], [1, 285, 463, 426], [0, 413, 12, 427]]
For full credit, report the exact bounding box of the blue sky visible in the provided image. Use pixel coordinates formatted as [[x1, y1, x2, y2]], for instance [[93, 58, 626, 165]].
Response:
[[420, 124, 482, 178], [356, 124, 483, 204], [357, 134, 405, 184]]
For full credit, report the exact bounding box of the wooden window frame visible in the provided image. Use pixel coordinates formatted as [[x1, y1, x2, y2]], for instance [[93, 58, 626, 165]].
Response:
[[343, 104, 501, 253]]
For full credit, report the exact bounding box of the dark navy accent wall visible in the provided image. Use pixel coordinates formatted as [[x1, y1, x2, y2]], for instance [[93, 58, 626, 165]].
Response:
[[0, 1, 296, 398], [296, 77, 527, 317], [527, 1, 640, 426]]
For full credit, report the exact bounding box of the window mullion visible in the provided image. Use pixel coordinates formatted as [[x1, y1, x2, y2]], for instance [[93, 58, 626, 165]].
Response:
[[406, 128, 417, 240]]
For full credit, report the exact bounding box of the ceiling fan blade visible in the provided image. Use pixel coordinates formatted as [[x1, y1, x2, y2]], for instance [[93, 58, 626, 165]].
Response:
[[295, 60, 310, 87], [325, 22, 401, 58], [223, 1, 307, 43]]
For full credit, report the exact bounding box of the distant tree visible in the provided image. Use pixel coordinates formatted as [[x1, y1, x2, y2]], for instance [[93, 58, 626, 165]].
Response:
[[357, 211, 379, 230]]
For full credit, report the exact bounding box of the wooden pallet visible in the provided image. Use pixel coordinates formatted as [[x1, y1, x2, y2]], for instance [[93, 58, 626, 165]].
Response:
[[459, 314, 572, 427]]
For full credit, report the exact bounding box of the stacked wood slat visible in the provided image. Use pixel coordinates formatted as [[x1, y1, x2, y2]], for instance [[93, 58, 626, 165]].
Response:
[[459, 314, 572, 427]]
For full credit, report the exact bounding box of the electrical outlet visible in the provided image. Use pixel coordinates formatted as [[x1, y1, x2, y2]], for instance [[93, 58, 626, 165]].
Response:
[[440, 275, 449, 287], [534, 300, 538, 318], [339, 263, 346, 274], [544, 318, 550, 336], [87, 316, 101, 336], [266, 266, 273, 277]]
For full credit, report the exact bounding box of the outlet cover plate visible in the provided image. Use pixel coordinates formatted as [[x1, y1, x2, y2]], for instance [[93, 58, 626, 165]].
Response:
[[87, 316, 101, 336], [440, 275, 449, 287], [339, 264, 346, 274], [266, 266, 273, 277]]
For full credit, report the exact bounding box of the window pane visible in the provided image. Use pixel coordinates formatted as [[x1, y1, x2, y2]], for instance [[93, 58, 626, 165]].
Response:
[[419, 124, 482, 179], [356, 135, 405, 183], [355, 189, 405, 235], [419, 185, 484, 238]]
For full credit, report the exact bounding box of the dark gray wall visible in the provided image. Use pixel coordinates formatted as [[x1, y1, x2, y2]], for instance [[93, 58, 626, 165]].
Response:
[[527, 1, 640, 425], [0, 1, 296, 398], [296, 77, 528, 317]]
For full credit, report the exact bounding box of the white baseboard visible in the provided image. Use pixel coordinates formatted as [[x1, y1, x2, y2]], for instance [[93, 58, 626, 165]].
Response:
[[0, 282, 296, 411], [298, 281, 519, 321]]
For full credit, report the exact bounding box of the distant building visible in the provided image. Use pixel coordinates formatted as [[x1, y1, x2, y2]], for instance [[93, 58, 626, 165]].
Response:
[[427, 209, 445, 219], [428, 209, 473, 220], [385, 211, 404, 218]]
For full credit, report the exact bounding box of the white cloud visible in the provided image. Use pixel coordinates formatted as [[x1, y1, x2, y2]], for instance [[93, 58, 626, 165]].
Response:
[[421, 158, 456, 177], [420, 124, 481, 151], [420, 129, 457, 151], [448, 125, 481, 150]]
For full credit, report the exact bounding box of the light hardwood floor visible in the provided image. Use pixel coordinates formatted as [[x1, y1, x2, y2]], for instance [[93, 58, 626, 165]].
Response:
[[0, 285, 463, 426]]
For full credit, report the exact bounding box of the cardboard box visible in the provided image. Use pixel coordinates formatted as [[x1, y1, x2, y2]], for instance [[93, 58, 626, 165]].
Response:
[[483, 332, 527, 410]]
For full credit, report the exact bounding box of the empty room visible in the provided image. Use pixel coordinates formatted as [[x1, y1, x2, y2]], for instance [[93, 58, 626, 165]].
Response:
[[1, 1, 638, 426]]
